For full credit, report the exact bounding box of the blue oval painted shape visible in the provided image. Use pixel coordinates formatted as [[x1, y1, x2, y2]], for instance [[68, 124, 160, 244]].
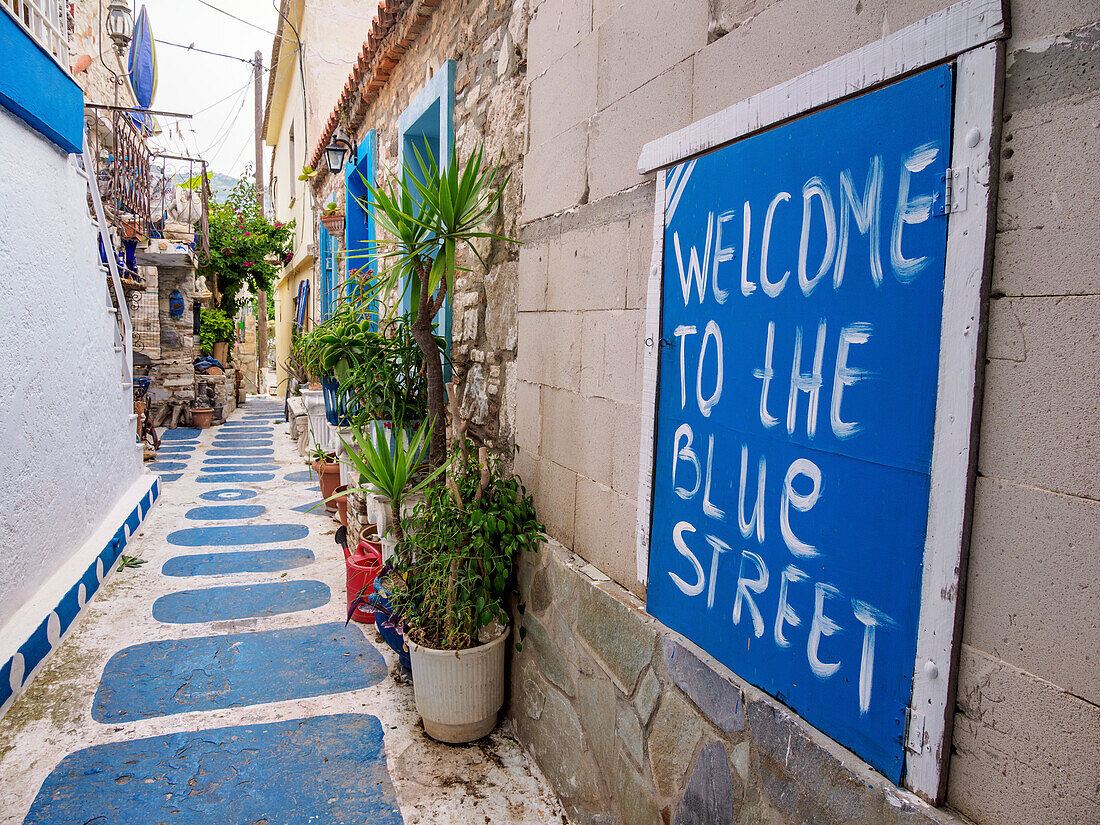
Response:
[[212, 440, 275, 448], [198, 488, 257, 501], [160, 428, 201, 441], [195, 473, 276, 484], [206, 448, 275, 456], [162, 547, 314, 577], [152, 580, 330, 624], [213, 428, 272, 434], [285, 470, 316, 482], [167, 523, 308, 546], [203, 456, 276, 465], [184, 504, 266, 520], [147, 462, 187, 471], [91, 622, 386, 722], [156, 473, 183, 482], [291, 499, 328, 514], [23, 714, 403, 825], [198, 465, 279, 473]]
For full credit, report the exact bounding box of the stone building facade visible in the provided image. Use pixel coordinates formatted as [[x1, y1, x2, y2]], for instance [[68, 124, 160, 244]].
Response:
[[304, 1, 1100, 823]]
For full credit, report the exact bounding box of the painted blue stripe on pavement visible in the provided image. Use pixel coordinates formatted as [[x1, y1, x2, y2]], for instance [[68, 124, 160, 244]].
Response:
[[160, 428, 202, 441], [198, 488, 258, 501], [206, 448, 275, 456], [24, 714, 403, 825], [152, 580, 330, 623], [204, 459, 277, 466], [162, 547, 314, 577], [185, 504, 266, 520], [285, 470, 316, 482], [167, 523, 308, 546], [147, 462, 187, 471], [91, 623, 386, 721], [198, 464, 280, 473], [195, 473, 276, 483], [157, 473, 183, 482]]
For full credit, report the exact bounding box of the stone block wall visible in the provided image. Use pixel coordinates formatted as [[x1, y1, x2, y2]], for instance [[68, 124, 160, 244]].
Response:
[[512, 1, 1100, 824], [512, 541, 967, 825], [312, 0, 528, 455]]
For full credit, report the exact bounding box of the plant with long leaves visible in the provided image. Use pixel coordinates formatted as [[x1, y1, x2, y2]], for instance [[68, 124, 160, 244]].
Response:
[[331, 417, 450, 549], [361, 144, 513, 466]]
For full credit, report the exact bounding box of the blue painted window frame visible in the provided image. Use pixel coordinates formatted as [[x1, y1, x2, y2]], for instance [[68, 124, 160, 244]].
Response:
[[397, 60, 455, 367], [345, 130, 378, 326], [319, 225, 335, 320]]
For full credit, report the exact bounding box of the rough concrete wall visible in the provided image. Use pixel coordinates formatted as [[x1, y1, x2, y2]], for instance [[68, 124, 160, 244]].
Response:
[[513, 0, 1100, 823], [0, 107, 141, 630], [313, 0, 528, 453]]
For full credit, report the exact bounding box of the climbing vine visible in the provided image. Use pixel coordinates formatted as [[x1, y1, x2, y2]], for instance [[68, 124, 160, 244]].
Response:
[[201, 168, 294, 318]]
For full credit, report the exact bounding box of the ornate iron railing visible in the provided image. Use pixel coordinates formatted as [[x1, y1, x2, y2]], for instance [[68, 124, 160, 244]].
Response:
[[87, 106, 153, 238]]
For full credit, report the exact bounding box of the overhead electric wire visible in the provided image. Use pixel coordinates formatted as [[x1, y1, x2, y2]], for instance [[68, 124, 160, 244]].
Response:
[[194, 0, 276, 35], [156, 37, 263, 66]]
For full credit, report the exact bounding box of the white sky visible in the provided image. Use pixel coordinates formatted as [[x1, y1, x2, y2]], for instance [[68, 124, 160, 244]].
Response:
[[139, 0, 280, 181]]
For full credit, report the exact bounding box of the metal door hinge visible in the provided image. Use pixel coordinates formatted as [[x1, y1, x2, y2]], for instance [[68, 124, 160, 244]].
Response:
[[933, 167, 968, 216], [905, 708, 927, 754]]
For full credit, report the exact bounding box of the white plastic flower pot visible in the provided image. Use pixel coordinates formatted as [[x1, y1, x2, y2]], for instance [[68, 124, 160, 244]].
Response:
[[300, 388, 332, 452], [407, 628, 510, 743]]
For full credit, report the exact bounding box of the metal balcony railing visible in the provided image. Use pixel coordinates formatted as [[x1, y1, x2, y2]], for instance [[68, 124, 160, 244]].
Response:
[[87, 107, 153, 239], [1, 0, 70, 71]]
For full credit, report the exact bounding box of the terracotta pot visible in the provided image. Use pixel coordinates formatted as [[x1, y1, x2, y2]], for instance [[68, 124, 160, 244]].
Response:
[[191, 408, 214, 429], [320, 212, 345, 234], [312, 460, 341, 510], [334, 484, 349, 527]]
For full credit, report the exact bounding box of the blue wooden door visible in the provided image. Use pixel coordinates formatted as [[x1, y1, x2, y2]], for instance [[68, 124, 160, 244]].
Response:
[[647, 65, 954, 782]]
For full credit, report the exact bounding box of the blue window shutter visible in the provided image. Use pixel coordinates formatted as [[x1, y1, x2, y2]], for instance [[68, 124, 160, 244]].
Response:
[[345, 130, 377, 327]]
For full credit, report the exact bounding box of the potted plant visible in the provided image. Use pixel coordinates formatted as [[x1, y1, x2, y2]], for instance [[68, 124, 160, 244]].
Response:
[[319, 201, 345, 235], [309, 444, 341, 510], [395, 436, 543, 742]]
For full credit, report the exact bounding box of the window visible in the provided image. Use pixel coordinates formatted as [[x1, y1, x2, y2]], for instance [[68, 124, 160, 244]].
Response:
[[319, 224, 335, 320], [397, 60, 455, 368], [345, 129, 376, 313]]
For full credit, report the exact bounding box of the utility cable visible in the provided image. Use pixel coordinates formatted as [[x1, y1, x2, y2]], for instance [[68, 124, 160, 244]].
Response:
[[194, 0, 276, 35], [156, 37, 263, 66]]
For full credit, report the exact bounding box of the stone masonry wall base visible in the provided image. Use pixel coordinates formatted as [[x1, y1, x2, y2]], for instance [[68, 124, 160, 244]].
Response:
[[510, 539, 972, 825]]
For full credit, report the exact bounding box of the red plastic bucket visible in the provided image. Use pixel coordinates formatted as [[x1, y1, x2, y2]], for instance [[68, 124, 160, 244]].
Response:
[[344, 540, 384, 623]]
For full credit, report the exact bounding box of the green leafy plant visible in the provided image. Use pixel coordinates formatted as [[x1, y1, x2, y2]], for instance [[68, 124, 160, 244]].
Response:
[[298, 165, 318, 182], [117, 555, 147, 571], [393, 441, 544, 650], [322, 201, 340, 215], [199, 307, 235, 355], [362, 144, 512, 466], [202, 168, 294, 318]]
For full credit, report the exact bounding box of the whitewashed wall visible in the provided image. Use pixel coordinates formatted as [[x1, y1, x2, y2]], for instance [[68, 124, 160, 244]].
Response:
[[0, 106, 143, 632]]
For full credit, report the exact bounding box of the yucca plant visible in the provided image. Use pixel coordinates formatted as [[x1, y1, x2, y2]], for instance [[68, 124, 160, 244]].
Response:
[[331, 417, 450, 548], [361, 144, 512, 467]]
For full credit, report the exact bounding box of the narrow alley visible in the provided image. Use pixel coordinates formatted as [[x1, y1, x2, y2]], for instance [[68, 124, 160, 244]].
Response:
[[0, 398, 563, 824]]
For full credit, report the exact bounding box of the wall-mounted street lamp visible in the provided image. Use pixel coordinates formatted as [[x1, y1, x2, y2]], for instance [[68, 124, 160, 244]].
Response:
[[323, 134, 356, 176], [105, 0, 134, 55], [99, 0, 134, 106]]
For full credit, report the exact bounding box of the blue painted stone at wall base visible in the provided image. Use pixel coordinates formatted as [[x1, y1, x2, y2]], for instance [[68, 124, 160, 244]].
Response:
[[185, 504, 266, 520], [162, 547, 315, 577], [167, 523, 308, 546], [92, 622, 386, 721], [23, 714, 404, 825], [661, 637, 744, 734], [152, 580, 330, 623], [198, 489, 257, 501]]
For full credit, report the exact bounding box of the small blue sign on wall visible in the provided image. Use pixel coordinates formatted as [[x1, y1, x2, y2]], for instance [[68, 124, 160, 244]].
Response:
[[647, 65, 954, 781]]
